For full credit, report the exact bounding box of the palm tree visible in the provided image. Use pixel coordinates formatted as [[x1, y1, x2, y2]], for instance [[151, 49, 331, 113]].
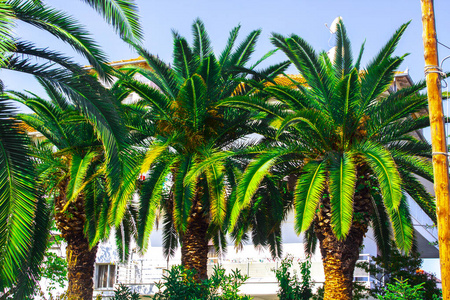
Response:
[[220, 21, 436, 299], [0, 0, 141, 294], [0, 90, 52, 300], [116, 19, 289, 279], [11, 80, 138, 300]]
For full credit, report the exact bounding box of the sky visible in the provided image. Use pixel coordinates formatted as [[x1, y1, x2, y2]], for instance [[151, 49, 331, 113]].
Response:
[[3, 0, 450, 278]]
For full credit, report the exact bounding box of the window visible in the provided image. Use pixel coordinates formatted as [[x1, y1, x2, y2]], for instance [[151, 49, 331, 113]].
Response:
[[354, 276, 369, 282], [96, 264, 116, 289]]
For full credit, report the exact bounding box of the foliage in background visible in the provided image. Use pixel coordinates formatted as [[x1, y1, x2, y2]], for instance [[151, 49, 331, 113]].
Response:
[[273, 256, 312, 300], [151, 265, 251, 300], [111, 284, 140, 300], [357, 248, 442, 300], [40, 251, 67, 292], [377, 278, 441, 300]]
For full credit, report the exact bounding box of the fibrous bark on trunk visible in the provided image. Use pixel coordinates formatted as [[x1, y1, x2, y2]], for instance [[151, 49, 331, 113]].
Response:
[[55, 183, 98, 300], [315, 185, 372, 300], [181, 200, 209, 281]]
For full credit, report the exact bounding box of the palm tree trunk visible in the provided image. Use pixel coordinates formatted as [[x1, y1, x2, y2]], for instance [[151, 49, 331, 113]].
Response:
[[314, 186, 372, 300], [55, 183, 98, 300], [181, 201, 209, 280]]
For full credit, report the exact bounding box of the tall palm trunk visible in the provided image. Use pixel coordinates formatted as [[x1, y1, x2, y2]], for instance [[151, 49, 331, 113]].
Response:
[[314, 185, 372, 300], [181, 200, 209, 280], [55, 182, 98, 300]]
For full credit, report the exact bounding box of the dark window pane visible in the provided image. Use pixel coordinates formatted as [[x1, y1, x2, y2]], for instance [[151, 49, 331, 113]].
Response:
[[97, 265, 108, 288], [109, 265, 116, 287]]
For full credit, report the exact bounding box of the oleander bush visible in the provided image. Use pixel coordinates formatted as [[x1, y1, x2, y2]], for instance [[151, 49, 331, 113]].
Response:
[[273, 256, 313, 300], [151, 265, 251, 300]]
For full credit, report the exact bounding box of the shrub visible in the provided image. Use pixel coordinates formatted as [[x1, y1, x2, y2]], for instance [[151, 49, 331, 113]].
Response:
[[112, 284, 140, 300], [273, 256, 312, 300], [357, 248, 441, 299], [151, 265, 252, 300]]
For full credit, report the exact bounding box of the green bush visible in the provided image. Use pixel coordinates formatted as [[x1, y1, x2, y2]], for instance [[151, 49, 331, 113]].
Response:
[[151, 265, 252, 300], [273, 256, 312, 300], [112, 284, 140, 300], [357, 248, 441, 299], [378, 278, 424, 300]]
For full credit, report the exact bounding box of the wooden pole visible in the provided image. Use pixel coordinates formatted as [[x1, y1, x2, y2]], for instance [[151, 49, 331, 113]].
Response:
[[421, 1, 450, 299]]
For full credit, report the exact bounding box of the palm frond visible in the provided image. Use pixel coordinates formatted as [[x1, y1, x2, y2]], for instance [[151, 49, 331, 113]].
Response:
[[141, 140, 171, 174], [129, 45, 179, 98], [219, 25, 240, 68], [358, 141, 402, 210], [0, 97, 37, 287], [0, 1, 15, 67], [365, 21, 410, 73], [399, 169, 437, 224], [9, 195, 51, 299], [12, 0, 111, 79], [386, 194, 414, 253], [80, 0, 143, 42], [333, 19, 353, 77], [329, 153, 356, 239], [162, 210, 178, 259], [172, 154, 196, 233], [229, 149, 283, 231], [227, 29, 261, 68], [184, 151, 233, 187], [192, 18, 212, 61], [65, 152, 97, 205], [119, 77, 174, 124], [280, 34, 332, 105], [172, 32, 197, 80], [370, 193, 393, 261], [294, 160, 326, 234], [205, 161, 226, 226], [177, 74, 207, 131], [138, 160, 173, 252]]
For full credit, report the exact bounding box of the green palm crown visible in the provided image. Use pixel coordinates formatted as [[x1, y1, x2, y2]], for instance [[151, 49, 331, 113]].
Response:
[[223, 20, 435, 254], [117, 18, 290, 256]]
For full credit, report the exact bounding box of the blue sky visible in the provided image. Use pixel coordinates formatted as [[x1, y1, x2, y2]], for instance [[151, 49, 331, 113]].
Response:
[[5, 0, 450, 95], [4, 0, 450, 278]]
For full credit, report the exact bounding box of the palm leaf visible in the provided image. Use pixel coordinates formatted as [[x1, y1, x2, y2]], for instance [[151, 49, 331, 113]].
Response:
[[294, 160, 327, 234], [65, 152, 97, 206], [172, 32, 197, 80], [205, 161, 226, 226], [138, 160, 173, 252], [227, 29, 261, 68], [192, 18, 212, 61], [0, 97, 37, 287], [128, 45, 179, 98], [386, 194, 414, 252], [219, 25, 240, 68], [80, 0, 143, 42], [333, 19, 353, 78], [172, 154, 196, 233], [177, 74, 207, 131], [370, 193, 393, 260], [12, 0, 111, 79], [184, 151, 233, 186], [0, 1, 15, 67], [358, 141, 402, 210], [229, 150, 283, 231], [141, 141, 171, 174], [329, 153, 356, 239], [9, 195, 51, 299], [162, 209, 178, 259]]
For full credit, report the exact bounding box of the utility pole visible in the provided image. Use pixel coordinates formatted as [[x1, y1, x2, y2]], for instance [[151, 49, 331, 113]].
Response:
[[420, 1, 450, 299]]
